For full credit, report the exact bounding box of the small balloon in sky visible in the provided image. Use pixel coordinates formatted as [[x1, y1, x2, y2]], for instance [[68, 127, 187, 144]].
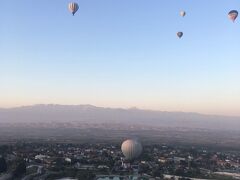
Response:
[[228, 10, 238, 22], [177, 32, 183, 39], [180, 11, 186, 17], [68, 2, 79, 16]]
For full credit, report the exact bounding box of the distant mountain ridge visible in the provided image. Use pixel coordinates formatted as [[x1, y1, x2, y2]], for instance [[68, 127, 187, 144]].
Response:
[[0, 104, 239, 131]]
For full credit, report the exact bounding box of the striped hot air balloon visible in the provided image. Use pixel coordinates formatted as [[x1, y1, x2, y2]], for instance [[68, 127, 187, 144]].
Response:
[[68, 2, 79, 16], [228, 10, 238, 22], [121, 139, 142, 160]]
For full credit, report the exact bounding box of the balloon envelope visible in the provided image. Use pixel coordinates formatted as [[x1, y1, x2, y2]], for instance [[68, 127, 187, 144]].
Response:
[[68, 2, 79, 16], [177, 32, 183, 38], [121, 139, 142, 160], [228, 10, 238, 22]]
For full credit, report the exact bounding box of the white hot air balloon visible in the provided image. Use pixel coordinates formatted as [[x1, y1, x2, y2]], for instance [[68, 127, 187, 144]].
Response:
[[68, 2, 79, 16], [180, 11, 186, 17], [121, 139, 142, 160]]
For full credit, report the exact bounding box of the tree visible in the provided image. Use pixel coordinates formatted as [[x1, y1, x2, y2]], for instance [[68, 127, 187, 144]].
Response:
[[152, 168, 163, 178], [76, 170, 95, 180], [0, 157, 7, 173], [13, 160, 26, 177]]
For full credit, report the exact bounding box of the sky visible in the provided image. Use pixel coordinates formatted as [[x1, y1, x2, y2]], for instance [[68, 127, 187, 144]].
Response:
[[0, 0, 240, 116]]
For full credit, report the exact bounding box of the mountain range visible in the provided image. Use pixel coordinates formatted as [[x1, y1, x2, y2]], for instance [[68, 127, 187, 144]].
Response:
[[0, 104, 239, 131]]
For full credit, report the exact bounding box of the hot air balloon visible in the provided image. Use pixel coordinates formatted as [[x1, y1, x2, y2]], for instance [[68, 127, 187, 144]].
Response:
[[121, 139, 142, 160], [180, 11, 186, 17], [68, 2, 79, 16], [177, 32, 183, 38], [228, 10, 238, 22]]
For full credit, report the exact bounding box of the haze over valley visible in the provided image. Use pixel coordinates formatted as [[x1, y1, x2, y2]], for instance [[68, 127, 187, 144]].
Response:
[[1, 104, 240, 148]]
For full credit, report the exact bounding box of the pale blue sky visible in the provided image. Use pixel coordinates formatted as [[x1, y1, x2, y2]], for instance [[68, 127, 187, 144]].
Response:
[[0, 1, 240, 115]]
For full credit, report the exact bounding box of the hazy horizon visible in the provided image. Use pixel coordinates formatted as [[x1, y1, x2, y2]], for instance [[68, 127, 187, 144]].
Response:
[[1, 104, 240, 147]]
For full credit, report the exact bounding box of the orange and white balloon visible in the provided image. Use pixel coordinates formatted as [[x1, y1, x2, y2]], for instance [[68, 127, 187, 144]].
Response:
[[228, 10, 238, 22], [68, 2, 79, 16]]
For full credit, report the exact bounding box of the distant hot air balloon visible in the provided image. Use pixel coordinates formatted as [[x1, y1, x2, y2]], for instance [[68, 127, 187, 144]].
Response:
[[177, 32, 183, 38], [228, 10, 238, 22], [68, 2, 79, 16], [121, 139, 142, 160], [180, 11, 186, 17]]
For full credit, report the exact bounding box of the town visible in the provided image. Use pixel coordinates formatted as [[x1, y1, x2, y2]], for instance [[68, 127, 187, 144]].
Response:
[[0, 142, 240, 180]]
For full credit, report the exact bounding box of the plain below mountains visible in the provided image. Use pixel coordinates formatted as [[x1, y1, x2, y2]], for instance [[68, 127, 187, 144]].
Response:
[[1, 105, 240, 148]]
